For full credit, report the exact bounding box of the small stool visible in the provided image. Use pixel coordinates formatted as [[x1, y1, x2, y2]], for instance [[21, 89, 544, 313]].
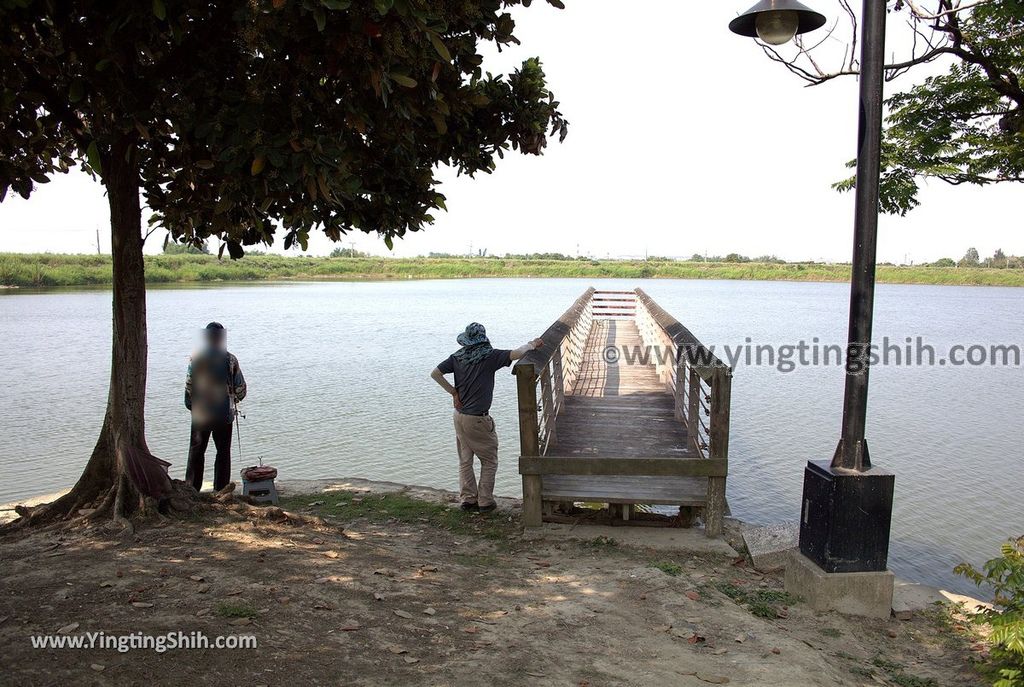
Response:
[[241, 478, 279, 505]]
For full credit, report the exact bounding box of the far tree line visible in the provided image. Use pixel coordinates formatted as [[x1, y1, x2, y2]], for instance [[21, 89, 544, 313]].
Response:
[[165, 243, 1024, 268]]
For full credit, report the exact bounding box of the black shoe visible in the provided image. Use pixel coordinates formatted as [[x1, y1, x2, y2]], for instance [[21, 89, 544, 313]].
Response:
[[460, 502, 479, 512], [477, 503, 497, 514]]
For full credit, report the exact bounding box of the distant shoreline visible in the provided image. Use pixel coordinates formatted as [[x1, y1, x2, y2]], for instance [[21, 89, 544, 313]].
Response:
[[3, 253, 1024, 288]]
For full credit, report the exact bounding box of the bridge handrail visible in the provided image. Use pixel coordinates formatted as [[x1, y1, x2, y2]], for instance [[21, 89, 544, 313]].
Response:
[[633, 288, 732, 479], [634, 288, 726, 375], [513, 287, 595, 457]]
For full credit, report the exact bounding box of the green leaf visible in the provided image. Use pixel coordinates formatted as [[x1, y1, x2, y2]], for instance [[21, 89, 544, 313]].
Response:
[[320, 0, 352, 8], [384, 235, 393, 250], [68, 80, 85, 103], [391, 74, 417, 88], [374, 0, 393, 15], [428, 32, 451, 62], [152, 0, 166, 20], [86, 141, 102, 174], [314, 8, 326, 31]]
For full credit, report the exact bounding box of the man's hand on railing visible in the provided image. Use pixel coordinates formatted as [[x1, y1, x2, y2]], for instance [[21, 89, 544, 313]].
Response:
[[530, 338, 544, 350]]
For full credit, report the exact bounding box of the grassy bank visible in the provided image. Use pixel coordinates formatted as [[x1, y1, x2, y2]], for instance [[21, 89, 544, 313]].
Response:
[[3, 252, 1024, 287]]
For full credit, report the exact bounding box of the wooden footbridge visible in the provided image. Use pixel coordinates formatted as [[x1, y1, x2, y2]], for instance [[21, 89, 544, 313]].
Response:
[[513, 288, 733, 536]]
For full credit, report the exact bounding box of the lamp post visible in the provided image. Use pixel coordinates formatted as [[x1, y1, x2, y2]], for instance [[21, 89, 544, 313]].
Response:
[[730, 0, 896, 615]]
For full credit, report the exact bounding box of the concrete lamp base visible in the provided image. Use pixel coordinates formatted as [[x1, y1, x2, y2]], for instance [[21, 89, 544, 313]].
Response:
[[785, 550, 894, 619]]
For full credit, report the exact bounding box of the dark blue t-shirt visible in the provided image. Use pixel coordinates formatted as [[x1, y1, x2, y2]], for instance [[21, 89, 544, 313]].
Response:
[[438, 349, 513, 415]]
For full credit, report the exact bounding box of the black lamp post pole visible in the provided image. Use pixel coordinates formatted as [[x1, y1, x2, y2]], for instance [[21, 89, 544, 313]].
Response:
[[834, 0, 887, 472], [729, 0, 896, 575], [798, 0, 895, 575]]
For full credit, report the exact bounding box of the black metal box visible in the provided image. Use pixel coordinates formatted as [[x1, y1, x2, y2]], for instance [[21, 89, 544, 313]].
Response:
[[799, 460, 895, 573]]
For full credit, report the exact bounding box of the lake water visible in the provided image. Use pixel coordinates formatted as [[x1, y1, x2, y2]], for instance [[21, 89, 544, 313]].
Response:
[[1, 278, 1021, 594]]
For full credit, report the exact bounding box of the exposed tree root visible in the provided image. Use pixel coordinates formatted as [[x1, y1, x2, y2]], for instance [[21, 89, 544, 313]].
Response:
[[3, 476, 339, 539]]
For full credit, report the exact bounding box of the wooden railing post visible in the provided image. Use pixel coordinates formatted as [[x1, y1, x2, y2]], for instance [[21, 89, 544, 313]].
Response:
[[539, 361, 555, 451], [674, 356, 685, 423], [687, 364, 701, 453], [705, 365, 732, 537], [515, 364, 543, 528], [552, 346, 565, 412]]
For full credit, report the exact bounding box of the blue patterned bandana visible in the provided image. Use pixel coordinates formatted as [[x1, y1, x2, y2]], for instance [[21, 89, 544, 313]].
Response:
[[454, 323, 493, 365]]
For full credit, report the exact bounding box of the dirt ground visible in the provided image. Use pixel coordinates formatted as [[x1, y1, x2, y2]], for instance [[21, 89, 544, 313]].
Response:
[[0, 481, 985, 687]]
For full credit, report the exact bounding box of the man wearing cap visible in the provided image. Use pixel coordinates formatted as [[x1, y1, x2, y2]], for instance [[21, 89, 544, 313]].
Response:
[[184, 322, 247, 492], [431, 324, 543, 513]]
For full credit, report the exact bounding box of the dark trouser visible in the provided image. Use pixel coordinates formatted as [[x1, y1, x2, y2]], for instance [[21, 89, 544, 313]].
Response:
[[186, 421, 233, 492]]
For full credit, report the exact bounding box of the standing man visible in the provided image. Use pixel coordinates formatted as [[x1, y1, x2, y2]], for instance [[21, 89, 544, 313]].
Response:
[[185, 322, 247, 492], [431, 323, 543, 513]]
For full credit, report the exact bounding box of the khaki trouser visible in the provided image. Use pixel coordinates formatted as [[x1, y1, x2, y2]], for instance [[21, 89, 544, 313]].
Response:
[[453, 411, 499, 507]]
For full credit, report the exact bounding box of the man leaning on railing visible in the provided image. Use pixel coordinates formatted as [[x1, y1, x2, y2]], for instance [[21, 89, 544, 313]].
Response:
[[431, 323, 543, 513]]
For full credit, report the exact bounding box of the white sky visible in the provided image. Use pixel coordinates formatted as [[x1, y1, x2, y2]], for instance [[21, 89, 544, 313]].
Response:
[[0, 2, 1018, 263]]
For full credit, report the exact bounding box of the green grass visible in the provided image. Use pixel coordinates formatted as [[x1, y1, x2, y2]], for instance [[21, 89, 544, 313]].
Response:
[[650, 560, 683, 576], [214, 601, 258, 619], [580, 535, 619, 550], [278, 491, 517, 542], [871, 655, 938, 687], [4, 253, 1024, 288], [710, 580, 799, 619]]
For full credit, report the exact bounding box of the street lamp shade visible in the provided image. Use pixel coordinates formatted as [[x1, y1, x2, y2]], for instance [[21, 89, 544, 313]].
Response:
[[729, 0, 826, 45]]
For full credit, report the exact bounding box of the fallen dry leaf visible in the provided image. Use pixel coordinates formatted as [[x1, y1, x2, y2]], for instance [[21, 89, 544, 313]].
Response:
[[131, 602, 154, 609], [230, 617, 252, 626], [423, 608, 436, 616], [686, 590, 701, 601], [90, 664, 105, 673], [56, 622, 79, 634], [387, 645, 408, 655], [393, 610, 414, 619], [339, 620, 361, 631], [404, 656, 420, 664]]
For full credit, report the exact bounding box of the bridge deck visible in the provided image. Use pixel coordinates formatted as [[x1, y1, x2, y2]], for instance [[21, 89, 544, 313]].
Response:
[[515, 287, 731, 533], [543, 319, 705, 506]]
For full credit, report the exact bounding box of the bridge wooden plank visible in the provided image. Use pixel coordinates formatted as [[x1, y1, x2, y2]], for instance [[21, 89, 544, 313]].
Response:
[[541, 475, 708, 506], [521, 456, 727, 477]]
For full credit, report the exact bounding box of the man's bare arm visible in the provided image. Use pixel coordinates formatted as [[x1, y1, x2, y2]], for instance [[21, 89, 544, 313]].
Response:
[[431, 367, 456, 395], [510, 338, 545, 361]]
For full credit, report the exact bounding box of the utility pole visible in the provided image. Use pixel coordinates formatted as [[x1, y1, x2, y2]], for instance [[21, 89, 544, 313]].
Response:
[[95, 226, 101, 255]]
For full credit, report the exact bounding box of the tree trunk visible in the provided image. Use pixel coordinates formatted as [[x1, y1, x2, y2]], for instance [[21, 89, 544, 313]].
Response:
[[5, 136, 161, 529]]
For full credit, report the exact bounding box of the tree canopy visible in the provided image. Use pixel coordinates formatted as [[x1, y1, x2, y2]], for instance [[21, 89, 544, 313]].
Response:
[[0, 0, 568, 528], [759, 1, 1023, 215], [1, 0, 568, 253]]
